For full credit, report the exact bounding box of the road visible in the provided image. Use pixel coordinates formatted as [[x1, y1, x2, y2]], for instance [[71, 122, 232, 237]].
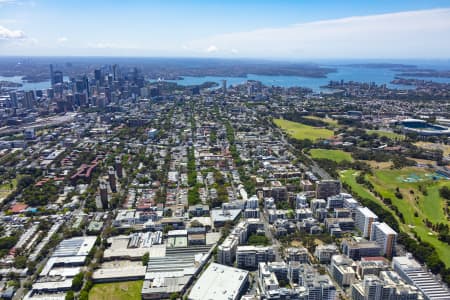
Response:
[[270, 119, 332, 180], [261, 210, 282, 262]]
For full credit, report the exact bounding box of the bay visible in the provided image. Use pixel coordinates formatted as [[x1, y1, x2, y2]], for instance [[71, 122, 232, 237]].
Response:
[[165, 65, 450, 93]]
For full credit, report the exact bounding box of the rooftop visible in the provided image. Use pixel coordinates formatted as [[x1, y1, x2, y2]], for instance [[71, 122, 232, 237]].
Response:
[[188, 263, 249, 300]]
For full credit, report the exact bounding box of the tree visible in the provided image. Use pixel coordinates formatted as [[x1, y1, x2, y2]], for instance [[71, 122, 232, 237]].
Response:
[[190, 220, 203, 227], [17, 175, 34, 190], [142, 252, 149, 266], [79, 290, 89, 300], [71, 272, 84, 291], [439, 186, 450, 200], [248, 234, 270, 246], [65, 291, 74, 300], [13, 256, 27, 269]]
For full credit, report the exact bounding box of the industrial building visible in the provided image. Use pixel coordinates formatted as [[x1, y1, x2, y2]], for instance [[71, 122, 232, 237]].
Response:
[[141, 245, 214, 299], [392, 254, 450, 300], [188, 263, 249, 300]]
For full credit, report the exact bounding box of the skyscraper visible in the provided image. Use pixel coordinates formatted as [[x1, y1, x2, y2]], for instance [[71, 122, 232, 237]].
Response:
[[112, 64, 117, 81], [23, 91, 35, 109], [222, 79, 227, 94], [49, 64, 54, 85], [94, 69, 103, 86], [99, 180, 108, 209], [9, 92, 18, 108], [53, 71, 63, 84]]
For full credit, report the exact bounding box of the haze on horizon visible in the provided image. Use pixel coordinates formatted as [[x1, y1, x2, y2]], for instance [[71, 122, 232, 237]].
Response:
[[1, 0, 450, 59]]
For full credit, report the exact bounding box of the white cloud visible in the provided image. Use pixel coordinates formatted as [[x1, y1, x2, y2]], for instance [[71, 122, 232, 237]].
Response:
[[187, 8, 450, 58], [0, 0, 36, 7], [206, 45, 218, 53], [0, 0, 16, 5], [57, 37, 68, 43], [0, 25, 25, 40]]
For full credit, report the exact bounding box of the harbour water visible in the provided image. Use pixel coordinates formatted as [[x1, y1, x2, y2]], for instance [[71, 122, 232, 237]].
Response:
[[166, 65, 450, 92], [1, 63, 450, 93], [0, 75, 69, 91]]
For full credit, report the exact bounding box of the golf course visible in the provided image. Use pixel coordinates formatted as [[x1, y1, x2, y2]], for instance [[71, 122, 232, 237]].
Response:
[[341, 167, 450, 266]]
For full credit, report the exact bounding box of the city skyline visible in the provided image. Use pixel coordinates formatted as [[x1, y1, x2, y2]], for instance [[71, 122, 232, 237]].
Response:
[[0, 0, 450, 58]]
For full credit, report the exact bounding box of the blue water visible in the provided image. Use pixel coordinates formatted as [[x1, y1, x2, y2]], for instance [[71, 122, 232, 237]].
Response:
[[165, 65, 450, 93], [1, 63, 450, 93], [0, 75, 69, 91]]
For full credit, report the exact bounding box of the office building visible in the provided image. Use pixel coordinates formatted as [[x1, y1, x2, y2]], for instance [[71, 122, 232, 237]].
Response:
[[53, 70, 63, 84], [370, 222, 397, 258], [316, 180, 341, 199], [355, 207, 378, 238], [236, 245, 275, 269], [331, 255, 356, 287], [49, 64, 54, 85], [341, 237, 382, 260], [9, 92, 18, 108], [23, 91, 34, 109], [222, 79, 227, 94]]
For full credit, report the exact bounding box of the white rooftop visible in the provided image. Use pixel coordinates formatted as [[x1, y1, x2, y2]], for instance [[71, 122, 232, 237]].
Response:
[[52, 236, 97, 257], [374, 222, 397, 235], [357, 207, 378, 218], [188, 263, 248, 300]]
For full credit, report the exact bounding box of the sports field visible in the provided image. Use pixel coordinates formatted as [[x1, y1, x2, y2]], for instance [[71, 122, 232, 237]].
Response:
[[89, 280, 143, 300], [309, 149, 353, 163], [274, 118, 334, 141], [304, 116, 339, 127], [366, 129, 405, 140], [340, 168, 450, 266]]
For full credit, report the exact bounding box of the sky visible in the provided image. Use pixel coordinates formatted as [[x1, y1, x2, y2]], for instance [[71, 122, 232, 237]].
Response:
[[0, 0, 450, 59]]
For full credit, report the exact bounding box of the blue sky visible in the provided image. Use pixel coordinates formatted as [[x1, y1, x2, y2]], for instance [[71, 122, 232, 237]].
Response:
[[1, 0, 450, 58]]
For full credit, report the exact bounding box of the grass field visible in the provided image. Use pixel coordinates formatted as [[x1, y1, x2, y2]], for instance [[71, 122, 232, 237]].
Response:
[[366, 129, 405, 140], [364, 160, 393, 169], [274, 118, 334, 141], [0, 178, 18, 203], [340, 168, 450, 267], [89, 281, 143, 300], [304, 116, 339, 127], [309, 149, 353, 163]]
